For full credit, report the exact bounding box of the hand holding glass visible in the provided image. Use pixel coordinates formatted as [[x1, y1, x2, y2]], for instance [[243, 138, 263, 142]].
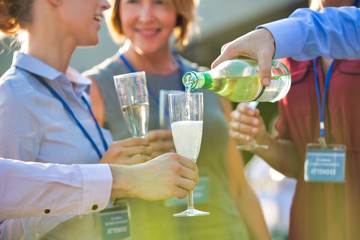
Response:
[[168, 92, 209, 217], [236, 102, 268, 150], [114, 71, 149, 138]]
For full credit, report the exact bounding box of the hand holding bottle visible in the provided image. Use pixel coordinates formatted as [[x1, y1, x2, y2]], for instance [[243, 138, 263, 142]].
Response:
[[183, 58, 290, 103], [229, 102, 268, 149], [211, 28, 275, 86]]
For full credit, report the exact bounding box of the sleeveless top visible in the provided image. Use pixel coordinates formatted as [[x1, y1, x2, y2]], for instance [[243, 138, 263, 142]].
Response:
[[84, 54, 250, 240]]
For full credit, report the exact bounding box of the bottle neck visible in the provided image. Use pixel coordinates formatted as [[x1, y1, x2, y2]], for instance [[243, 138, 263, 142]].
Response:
[[182, 71, 213, 90]]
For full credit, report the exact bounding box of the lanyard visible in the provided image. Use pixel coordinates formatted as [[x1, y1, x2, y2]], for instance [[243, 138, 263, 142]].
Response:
[[118, 51, 189, 124], [118, 51, 186, 106], [30, 72, 109, 159], [118, 50, 186, 77], [313, 57, 335, 145], [354, 0, 359, 6]]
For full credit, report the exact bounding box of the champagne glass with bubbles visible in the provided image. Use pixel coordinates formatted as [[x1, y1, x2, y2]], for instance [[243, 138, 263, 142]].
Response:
[[114, 71, 149, 138], [159, 90, 183, 130], [168, 92, 209, 217]]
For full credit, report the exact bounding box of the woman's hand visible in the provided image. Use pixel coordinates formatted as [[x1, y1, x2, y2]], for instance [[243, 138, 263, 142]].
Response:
[[99, 137, 152, 165], [229, 102, 267, 146], [146, 129, 175, 158]]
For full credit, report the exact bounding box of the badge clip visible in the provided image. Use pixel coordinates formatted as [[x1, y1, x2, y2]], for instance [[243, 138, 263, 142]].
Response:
[[318, 136, 327, 149]]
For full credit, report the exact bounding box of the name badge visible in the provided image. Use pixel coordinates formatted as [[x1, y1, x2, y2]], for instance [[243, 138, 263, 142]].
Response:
[[304, 143, 346, 182], [165, 176, 210, 207], [99, 201, 131, 240]]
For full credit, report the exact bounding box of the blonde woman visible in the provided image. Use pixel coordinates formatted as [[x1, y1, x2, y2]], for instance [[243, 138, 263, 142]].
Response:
[[85, 0, 270, 239]]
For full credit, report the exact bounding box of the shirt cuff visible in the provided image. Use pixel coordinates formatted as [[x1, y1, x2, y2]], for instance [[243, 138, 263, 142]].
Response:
[[257, 18, 303, 60], [77, 164, 113, 215]]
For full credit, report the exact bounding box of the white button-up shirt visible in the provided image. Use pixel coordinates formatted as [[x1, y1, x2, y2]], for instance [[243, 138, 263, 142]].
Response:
[[0, 158, 112, 219]]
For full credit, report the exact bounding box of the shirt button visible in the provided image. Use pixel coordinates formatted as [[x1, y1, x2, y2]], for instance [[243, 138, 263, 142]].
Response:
[[34, 232, 41, 238], [92, 204, 98, 211], [44, 209, 51, 214]]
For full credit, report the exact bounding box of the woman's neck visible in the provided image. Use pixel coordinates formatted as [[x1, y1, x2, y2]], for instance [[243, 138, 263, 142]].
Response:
[[120, 44, 179, 75], [24, 10, 76, 74], [25, 37, 75, 74]]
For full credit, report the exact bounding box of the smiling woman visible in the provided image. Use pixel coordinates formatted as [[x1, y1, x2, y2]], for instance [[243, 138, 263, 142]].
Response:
[[83, 0, 271, 239], [0, 0, 114, 239], [0, 0, 201, 238]]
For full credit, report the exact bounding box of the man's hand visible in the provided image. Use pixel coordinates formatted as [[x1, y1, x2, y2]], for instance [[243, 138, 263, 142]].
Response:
[[109, 153, 199, 200], [211, 28, 275, 86]]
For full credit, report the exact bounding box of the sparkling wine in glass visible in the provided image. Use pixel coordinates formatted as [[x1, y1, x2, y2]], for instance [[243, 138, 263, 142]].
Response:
[[114, 71, 149, 138], [159, 89, 183, 130], [168, 92, 209, 217], [236, 102, 268, 150]]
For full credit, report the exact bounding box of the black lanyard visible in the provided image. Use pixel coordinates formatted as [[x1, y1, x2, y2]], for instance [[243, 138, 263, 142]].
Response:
[[30, 72, 109, 159]]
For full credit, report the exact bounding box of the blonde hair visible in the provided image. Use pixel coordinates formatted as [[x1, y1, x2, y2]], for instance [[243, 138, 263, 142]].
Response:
[[107, 0, 198, 49]]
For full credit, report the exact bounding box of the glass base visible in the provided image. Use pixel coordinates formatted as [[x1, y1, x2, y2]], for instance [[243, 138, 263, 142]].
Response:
[[237, 144, 269, 151], [173, 208, 210, 217]]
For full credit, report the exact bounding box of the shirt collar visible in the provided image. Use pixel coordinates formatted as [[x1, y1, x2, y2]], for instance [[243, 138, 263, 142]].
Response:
[[66, 67, 92, 97], [12, 51, 91, 97], [12, 51, 63, 80]]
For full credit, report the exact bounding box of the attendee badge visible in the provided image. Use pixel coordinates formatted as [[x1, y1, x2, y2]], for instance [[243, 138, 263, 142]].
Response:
[[99, 201, 131, 240], [304, 143, 346, 182]]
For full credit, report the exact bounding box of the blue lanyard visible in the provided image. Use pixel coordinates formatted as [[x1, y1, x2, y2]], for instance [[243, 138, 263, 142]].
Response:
[[313, 57, 335, 139], [354, 0, 359, 6], [118, 52, 186, 123], [118, 51, 187, 123], [118, 50, 186, 96], [118, 50, 186, 77], [30, 72, 109, 159]]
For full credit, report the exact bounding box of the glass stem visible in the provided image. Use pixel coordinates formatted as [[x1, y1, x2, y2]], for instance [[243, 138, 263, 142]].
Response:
[[188, 190, 195, 210], [249, 139, 256, 145]]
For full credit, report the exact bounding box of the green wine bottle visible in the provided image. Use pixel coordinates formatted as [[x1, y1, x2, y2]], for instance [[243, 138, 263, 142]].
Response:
[[182, 59, 291, 102]]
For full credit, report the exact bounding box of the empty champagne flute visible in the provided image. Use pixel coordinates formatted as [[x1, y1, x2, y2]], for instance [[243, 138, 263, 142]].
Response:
[[114, 71, 149, 138], [168, 92, 209, 217], [236, 102, 268, 150]]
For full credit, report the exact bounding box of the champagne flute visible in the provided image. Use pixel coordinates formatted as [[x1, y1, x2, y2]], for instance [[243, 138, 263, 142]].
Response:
[[236, 102, 268, 150], [159, 90, 183, 130], [114, 71, 149, 138], [168, 92, 209, 217]]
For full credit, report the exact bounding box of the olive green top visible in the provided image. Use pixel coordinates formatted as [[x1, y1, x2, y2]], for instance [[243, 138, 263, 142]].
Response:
[[84, 54, 249, 240]]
